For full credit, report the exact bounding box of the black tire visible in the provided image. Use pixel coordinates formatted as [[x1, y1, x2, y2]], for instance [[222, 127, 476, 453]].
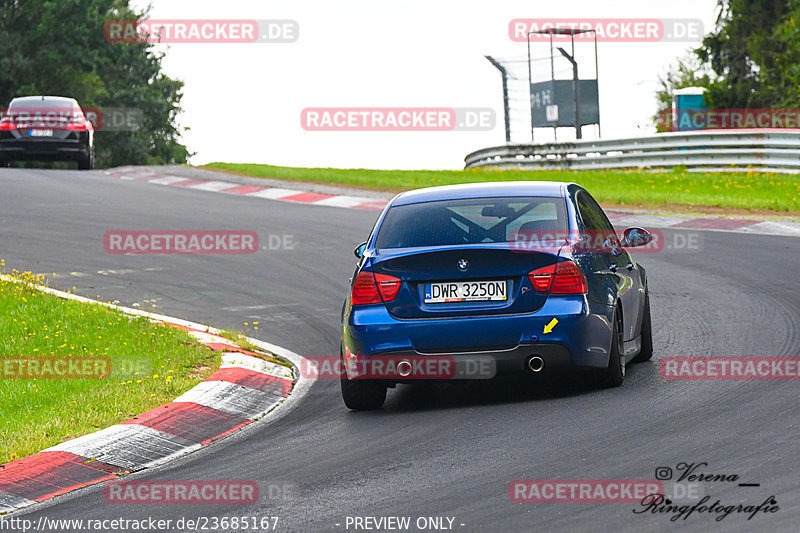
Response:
[[339, 343, 386, 410], [341, 373, 387, 410], [632, 291, 653, 363], [77, 148, 94, 170], [599, 308, 625, 388], [0, 160, 9, 168]]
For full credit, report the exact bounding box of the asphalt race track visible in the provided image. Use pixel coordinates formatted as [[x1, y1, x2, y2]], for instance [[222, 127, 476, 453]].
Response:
[[3, 167, 799, 532]]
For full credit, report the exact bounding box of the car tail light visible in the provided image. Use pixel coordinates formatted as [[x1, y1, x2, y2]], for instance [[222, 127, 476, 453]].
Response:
[[66, 120, 87, 130], [351, 271, 402, 305], [528, 260, 587, 294], [0, 118, 15, 130]]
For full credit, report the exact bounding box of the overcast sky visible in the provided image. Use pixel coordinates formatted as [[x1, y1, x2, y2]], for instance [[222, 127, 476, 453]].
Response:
[[132, 0, 719, 169]]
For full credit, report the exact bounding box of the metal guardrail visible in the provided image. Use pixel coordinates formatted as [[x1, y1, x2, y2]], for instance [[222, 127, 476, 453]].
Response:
[[464, 130, 800, 172]]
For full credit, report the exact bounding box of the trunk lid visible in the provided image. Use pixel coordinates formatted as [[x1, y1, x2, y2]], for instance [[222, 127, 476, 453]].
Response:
[[370, 244, 561, 320]]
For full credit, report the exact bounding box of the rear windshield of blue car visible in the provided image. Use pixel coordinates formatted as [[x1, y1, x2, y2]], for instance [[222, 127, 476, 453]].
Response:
[[374, 196, 568, 248]]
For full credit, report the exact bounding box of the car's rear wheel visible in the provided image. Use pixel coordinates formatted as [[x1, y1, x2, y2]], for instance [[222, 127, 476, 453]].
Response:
[[77, 148, 94, 170], [632, 290, 653, 363], [599, 308, 625, 388], [339, 348, 387, 410], [341, 372, 387, 410], [0, 160, 9, 168]]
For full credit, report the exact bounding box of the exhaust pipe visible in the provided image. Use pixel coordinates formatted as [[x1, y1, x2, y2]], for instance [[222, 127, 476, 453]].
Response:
[[527, 356, 545, 373], [397, 360, 413, 377]]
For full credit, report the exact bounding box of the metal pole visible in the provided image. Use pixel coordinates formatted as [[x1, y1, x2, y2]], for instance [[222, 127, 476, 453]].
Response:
[[594, 30, 600, 138], [485, 56, 510, 143], [550, 34, 556, 142], [557, 46, 581, 140], [572, 33, 581, 140], [527, 32, 534, 142]]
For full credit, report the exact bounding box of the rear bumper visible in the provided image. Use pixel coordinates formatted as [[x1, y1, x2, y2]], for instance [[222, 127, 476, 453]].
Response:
[[355, 344, 574, 383], [0, 138, 90, 160], [343, 296, 615, 375]]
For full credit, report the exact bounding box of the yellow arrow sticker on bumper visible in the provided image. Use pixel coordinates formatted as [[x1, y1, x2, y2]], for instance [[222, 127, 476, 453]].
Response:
[[543, 318, 558, 334]]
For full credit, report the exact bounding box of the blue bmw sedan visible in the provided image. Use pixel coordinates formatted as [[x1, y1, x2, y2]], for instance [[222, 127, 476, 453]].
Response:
[[340, 182, 654, 410]]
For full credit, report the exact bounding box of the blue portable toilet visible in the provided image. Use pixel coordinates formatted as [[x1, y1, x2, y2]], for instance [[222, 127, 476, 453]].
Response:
[[672, 87, 708, 131]]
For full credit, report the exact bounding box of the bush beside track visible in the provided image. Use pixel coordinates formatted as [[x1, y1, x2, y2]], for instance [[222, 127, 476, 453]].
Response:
[[203, 163, 800, 214], [0, 268, 220, 463]]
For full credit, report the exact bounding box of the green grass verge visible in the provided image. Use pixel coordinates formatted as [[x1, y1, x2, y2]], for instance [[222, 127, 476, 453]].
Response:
[[0, 269, 221, 464], [217, 328, 292, 369], [203, 163, 800, 213]]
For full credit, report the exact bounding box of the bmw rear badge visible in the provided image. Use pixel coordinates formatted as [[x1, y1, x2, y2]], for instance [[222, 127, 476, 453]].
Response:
[[457, 259, 469, 271]]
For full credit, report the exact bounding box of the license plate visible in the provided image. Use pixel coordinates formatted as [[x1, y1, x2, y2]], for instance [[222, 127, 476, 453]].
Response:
[[30, 129, 53, 137], [424, 280, 507, 303]]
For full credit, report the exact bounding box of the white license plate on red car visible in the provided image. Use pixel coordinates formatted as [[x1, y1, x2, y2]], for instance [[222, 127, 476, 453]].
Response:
[[424, 280, 507, 303], [29, 129, 53, 137]]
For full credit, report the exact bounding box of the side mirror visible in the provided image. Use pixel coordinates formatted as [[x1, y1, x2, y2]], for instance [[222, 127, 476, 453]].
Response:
[[620, 227, 652, 248], [354, 242, 367, 258]]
